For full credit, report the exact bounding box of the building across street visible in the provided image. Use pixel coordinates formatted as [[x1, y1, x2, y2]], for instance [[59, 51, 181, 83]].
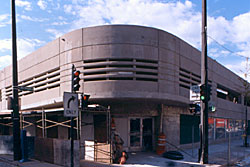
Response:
[[0, 25, 249, 165]]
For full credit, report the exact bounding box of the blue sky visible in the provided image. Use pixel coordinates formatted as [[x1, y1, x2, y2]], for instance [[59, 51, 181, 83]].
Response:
[[0, 0, 249, 79]]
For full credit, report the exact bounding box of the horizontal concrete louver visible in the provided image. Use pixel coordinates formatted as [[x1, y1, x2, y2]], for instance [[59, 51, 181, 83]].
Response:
[[3, 68, 60, 99], [179, 67, 213, 89], [82, 58, 158, 82], [179, 68, 201, 89]]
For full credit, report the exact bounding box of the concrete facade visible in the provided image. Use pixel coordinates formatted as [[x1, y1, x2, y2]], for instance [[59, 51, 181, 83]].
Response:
[[0, 25, 249, 156]]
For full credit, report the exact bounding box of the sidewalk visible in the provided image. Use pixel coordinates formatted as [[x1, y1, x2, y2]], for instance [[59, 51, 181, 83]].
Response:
[[122, 138, 250, 167], [0, 154, 62, 167], [1, 138, 250, 167], [80, 138, 250, 167]]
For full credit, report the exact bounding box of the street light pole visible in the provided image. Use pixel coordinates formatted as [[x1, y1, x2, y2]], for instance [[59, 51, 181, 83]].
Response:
[[200, 0, 209, 164], [11, 0, 22, 161]]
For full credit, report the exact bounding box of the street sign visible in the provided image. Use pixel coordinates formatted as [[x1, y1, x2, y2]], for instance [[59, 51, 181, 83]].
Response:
[[18, 86, 33, 92], [63, 92, 79, 117], [190, 85, 200, 101]]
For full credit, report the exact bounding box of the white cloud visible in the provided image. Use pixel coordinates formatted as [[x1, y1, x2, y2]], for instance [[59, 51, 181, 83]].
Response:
[[0, 38, 44, 61], [207, 16, 231, 45], [37, 0, 47, 10], [58, 16, 65, 20], [46, 29, 64, 39], [2, 0, 248, 73], [65, 0, 249, 60], [225, 59, 250, 82], [20, 15, 48, 22], [0, 14, 8, 21], [17, 38, 45, 59], [0, 14, 10, 27], [207, 12, 250, 46], [237, 42, 250, 58], [64, 4, 76, 15], [208, 48, 231, 58], [16, 0, 32, 11], [0, 55, 11, 70], [51, 21, 68, 26], [231, 12, 250, 43], [0, 38, 44, 69], [0, 39, 11, 52], [55, 3, 60, 10], [207, 12, 250, 62], [70, 0, 201, 47]]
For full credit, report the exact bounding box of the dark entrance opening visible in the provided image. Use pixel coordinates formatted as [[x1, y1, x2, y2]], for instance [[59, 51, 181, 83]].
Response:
[[94, 114, 107, 143], [180, 114, 200, 144], [142, 118, 153, 151]]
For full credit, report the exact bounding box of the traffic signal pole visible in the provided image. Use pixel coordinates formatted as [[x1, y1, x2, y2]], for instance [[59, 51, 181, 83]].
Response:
[[71, 65, 75, 167], [200, 0, 209, 164], [11, 0, 22, 161]]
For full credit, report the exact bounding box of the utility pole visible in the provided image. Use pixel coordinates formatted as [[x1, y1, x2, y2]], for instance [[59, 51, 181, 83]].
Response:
[[71, 64, 75, 167], [11, 0, 22, 161], [200, 0, 209, 164], [243, 57, 249, 147]]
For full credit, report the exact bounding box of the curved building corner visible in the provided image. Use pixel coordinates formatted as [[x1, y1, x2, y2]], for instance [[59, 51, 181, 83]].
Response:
[[0, 25, 249, 158]]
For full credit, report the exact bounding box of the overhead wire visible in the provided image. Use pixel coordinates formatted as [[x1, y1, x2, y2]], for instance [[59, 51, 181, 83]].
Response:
[[207, 35, 250, 80], [207, 35, 248, 59]]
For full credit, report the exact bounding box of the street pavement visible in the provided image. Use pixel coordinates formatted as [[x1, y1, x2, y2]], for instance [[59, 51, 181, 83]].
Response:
[[120, 138, 250, 167], [80, 138, 250, 167], [0, 155, 62, 167], [1, 138, 250, 167]]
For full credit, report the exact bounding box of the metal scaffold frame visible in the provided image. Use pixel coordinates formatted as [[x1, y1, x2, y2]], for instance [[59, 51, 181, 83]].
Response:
[[0, 109, 80, 140], [80, 105, 112, 164], [0, 105, 113, 164]]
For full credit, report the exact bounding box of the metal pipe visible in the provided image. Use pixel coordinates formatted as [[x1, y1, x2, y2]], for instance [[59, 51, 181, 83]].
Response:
[[44, 111, 47, 138], [228, 131, 231, 165], [79, 108, 81, 140], [192, 124, 194, 157], [245, 98, 248, 147], [20, 112, 23, 130], [106, 107, 108, 144], [42, 110, 44, 138], [160, 104, 163, 133], [70, 117, 74, 167], [77, 116, 79, 140], [108, 106, 112, 164]]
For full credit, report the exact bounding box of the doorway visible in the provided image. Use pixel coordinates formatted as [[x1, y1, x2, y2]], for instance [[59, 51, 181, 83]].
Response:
[[129, 117, 153, 151], [94, 115, 107, 143]]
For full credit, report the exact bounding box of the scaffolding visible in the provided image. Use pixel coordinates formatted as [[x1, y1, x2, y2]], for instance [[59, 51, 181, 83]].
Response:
[[81, 105, 112, 163], [0, 105, 113, 164]]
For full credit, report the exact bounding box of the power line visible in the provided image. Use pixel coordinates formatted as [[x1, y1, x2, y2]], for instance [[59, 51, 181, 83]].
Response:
[[208, 35, 250, 81], [207, 35, 248, 59]]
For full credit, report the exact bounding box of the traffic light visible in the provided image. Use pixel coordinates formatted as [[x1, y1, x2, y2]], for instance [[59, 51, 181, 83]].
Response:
[[189, 103, 200, 115], [200, 84, 206, 102], [200, 84, 211, 102], [81, 94, 90, 109], [207, 85, 211, 101], [73, 69, 81, 92]]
